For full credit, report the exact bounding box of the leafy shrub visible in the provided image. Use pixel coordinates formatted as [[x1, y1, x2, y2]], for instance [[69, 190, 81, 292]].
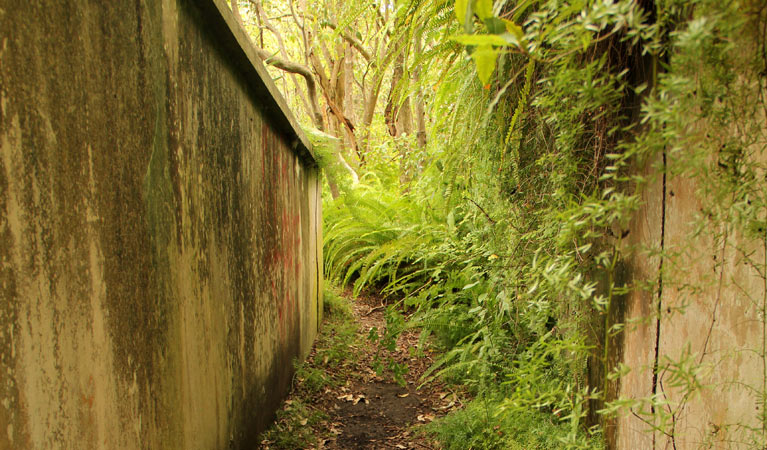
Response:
[[423, 395, 602, 450]]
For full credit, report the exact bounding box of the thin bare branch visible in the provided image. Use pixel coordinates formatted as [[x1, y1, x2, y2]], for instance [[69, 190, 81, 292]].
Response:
[[322, 22, 373, 62], [250, 0, 313, 119], [254, 47, 324, 130]]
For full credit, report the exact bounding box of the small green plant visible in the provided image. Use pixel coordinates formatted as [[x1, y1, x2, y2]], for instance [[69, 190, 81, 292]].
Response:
[[367, 305, 410, 386], [292, 364, 331, 395], [423, 394, 603, 450], [260, 399, 327, 449], [303, 287, 360, 377], [323, 286, 354, 319], [312, 288, 359, 370]]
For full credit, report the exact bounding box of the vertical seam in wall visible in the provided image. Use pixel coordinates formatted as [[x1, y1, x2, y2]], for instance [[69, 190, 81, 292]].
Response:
[[650, 148, 667, 450], [316, 174, 321, 331]]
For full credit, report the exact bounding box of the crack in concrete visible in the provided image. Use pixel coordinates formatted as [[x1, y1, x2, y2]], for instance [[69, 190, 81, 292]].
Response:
[[650, 147, 667, 450]]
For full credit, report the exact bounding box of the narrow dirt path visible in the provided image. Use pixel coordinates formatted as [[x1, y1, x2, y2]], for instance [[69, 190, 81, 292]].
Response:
[[260, 293, 463, 449]]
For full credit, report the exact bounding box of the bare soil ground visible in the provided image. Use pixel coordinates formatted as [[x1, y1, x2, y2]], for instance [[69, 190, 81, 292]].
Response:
[[260, 293, 463, 449]]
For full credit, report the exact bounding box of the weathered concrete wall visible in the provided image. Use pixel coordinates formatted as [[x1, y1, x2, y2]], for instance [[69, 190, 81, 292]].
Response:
[[0, 0, 322, 448], [615, 125, 765, 446]]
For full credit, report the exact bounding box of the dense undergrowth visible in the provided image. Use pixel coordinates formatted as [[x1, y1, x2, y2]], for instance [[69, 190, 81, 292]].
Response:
[[317, 0, 767, 447]]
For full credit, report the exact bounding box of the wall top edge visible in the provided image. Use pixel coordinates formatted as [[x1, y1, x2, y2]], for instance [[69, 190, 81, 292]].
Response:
[[197, 0, 316, 167]]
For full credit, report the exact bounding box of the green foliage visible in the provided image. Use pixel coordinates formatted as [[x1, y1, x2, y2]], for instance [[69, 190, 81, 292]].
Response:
[[313, 287, 359, 371], [304, 127, 340, 171], [323, 180, 454, 297], [292, 289, 358, 395], [323, 285, 354, 319], [259, 399, 327, 449], [367, 306, 410, 385], [321, 0, 767, 447], [423, 394, 603, 449]]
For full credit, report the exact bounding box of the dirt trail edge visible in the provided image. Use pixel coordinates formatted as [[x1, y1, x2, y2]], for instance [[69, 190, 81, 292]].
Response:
[[260, 293, 463, 449]]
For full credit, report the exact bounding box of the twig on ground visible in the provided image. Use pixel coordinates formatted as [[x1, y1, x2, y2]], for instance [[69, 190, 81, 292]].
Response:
[[364, 305, 386, 316]]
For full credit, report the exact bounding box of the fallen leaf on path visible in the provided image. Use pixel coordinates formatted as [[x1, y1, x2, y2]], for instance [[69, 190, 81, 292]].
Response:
[[437, 400, 455, 410], [337, 393, 368, 404], [397, 393, 409, 398]]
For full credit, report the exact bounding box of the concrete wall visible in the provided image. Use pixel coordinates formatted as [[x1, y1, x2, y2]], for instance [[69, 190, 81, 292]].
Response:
[[614, 132, 765, 446], [0, 0, 322, 448]]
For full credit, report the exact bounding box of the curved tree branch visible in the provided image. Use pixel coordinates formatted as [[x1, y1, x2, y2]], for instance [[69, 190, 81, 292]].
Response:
[[254, 48, 325, 130], [322, 22, 373, 63], [249, 0, 313, 121]]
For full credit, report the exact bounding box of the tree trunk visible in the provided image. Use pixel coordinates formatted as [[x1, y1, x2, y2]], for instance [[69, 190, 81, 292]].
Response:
[[325, 174, 341, 199], [413, 28, 427, 149], [385, 52, 413, 138]]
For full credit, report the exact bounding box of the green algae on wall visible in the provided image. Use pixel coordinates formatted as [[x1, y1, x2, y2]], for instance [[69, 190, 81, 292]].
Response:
[[0, 0, 321, 448]]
